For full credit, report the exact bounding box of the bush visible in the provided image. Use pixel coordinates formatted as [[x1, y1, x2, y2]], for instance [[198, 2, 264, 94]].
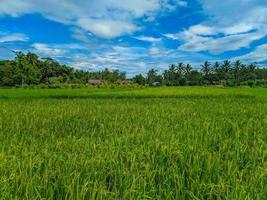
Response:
[[255, 79, 267, 87], [225, 80, 235, 87], [247, 80, 256, 87], [179, 78, 187, 86]]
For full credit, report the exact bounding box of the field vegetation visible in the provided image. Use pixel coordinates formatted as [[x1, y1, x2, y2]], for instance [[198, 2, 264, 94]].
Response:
[[0, 87, 266, 199]]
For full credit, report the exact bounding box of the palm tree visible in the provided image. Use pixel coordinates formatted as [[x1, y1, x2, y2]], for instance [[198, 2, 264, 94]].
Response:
[[213, 62, 220, 73], [247, 63, 256, 73], [221, 60, 231, 80], [147, 68, 159, 86], [26, 52, 39, 66], [177, 62, 185, 75], [213, 61, 222, 84], [233, 60, 242, 85], [246, 63, 257, 81], [169, 64, 179, 85], [185, 64, 192, 75], [163, 65, 176, 86], [201, 61, 211, 77]]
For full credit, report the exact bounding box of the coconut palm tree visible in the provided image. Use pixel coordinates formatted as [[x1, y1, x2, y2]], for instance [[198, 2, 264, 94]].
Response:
[[201, 61, 211, 77], [185, 64, 192, 75], [213, 61, 220, 73], [177, 62, 185, 75], [221, 60, 231, 80], [233, 60, 242, 85]]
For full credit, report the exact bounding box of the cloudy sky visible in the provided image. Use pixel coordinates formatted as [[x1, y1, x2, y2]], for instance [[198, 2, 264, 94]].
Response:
[[0, 0, 266, 76]]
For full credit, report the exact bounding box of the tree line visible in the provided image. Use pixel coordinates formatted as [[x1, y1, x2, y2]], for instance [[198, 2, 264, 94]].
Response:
[[0, 51, 266, 87], [132, 61, 267, 87], [0, 52, 126, 86]]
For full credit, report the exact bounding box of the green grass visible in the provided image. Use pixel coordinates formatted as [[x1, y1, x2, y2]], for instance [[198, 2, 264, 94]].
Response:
[[0, 87, 266, 199]]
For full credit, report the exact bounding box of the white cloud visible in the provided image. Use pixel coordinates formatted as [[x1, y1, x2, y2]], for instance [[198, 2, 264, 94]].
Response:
[[32, 43, 67, 57], [0, 0, 185, 39], [135, 62, 147, 68], [223, 23, 256, 35], [135, 36, 162, 43], [200, 0, 267, 27], [77, 18, 138, 39], [32, 43, 86, 58], [178, 30, 265, 54], [176, 0, 188, 7], [234, 44, 267, 63], [188, 24, 216, 35], [0, 33, 28, 43], [165, 0, 267, 54], [149, 47, 161, 55], [163, 33, 180, 40]]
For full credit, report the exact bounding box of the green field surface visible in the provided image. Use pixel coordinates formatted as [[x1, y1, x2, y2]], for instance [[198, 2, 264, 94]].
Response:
[[0, 87, 266, 199]]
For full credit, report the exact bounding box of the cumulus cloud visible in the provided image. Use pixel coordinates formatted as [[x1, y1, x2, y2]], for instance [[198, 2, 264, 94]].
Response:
[[0, 33, 28, 43], [77, 18, 138, 39], [32, 43, 87, 58], [165, 0, 267, 54], [0, 0, 185, 39], [177, 30, 265, 54], [134, 36, 162, 43], [234, 44, 267, 63], [149, 47, 161, 55], [188, 24, 216, 35], [176, 0, 188, 7]]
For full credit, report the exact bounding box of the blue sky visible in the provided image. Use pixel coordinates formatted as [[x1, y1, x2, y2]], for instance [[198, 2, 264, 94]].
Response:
[[0, 0, 266, 76]]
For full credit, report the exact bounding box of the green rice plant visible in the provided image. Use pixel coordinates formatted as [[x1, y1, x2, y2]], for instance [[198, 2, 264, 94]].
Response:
[[0, 87, 266, 199]]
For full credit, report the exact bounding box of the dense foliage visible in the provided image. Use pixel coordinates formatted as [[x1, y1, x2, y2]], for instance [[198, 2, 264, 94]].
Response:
[[0, 52, 126, 86], [1, 51, 266, 87], [133, 61, 267, 87], [0, 87, 266, 199]]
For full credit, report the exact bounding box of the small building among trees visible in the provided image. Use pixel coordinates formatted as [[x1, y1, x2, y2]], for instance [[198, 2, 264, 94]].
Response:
[[88, 79, 103, 85]]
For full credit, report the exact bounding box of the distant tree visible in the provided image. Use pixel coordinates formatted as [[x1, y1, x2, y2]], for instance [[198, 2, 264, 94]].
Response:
[[233, 60, 242, 85], [132, 74, 146, 85], [221, 60, 232, 80], [201, 61, 211, 77], [201, 61, 212, 84], [0, 60, 15, 86], [185, 64, 192, 77], [187, 70, 202, 85], [177, 62, 186, 76], [213, 62, 221, 75], [255, 67, 267, 80], [163, 64, 180, 86], [26, 52, 39, 66], [147, 69, 162, 86], [245, 63, 257, 81], [247, 63, 256, 73], [212, 61, 222, 84], [0, 50, 266, 87]]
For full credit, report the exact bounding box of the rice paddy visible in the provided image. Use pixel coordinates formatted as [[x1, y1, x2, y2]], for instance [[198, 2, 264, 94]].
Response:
[[0, 87, 266, 199]]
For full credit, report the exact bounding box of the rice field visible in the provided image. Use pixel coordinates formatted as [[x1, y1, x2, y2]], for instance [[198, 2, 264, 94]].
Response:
[[0, 87, 266, 199]]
